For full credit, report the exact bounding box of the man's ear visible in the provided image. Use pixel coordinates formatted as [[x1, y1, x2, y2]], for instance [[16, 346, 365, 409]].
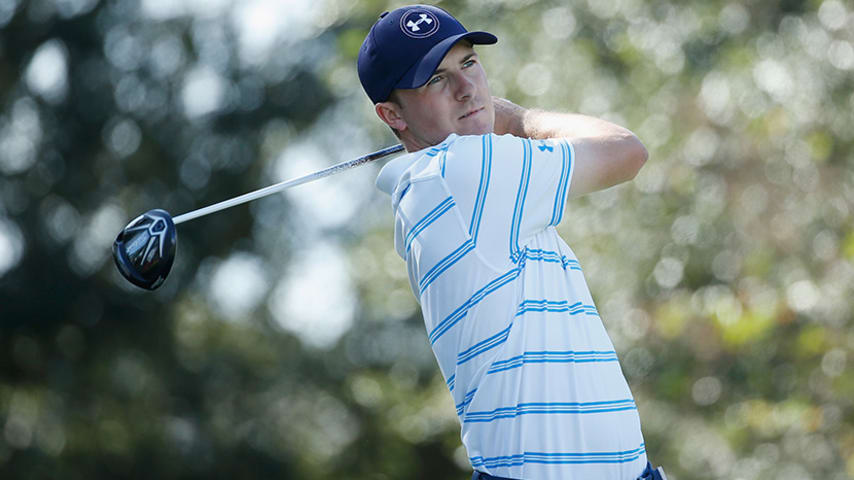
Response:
[[375, 101, 407, 132]]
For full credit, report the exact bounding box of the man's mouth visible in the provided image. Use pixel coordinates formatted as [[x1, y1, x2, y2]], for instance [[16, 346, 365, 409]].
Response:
[[459, 107, 484, 120]]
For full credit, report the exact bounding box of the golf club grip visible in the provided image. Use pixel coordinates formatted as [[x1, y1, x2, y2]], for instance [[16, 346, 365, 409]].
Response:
[[172, 144, 405, 225]]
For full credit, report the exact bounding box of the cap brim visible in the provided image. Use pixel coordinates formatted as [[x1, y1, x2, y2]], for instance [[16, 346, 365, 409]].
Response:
[[394, 31, 497, 92]]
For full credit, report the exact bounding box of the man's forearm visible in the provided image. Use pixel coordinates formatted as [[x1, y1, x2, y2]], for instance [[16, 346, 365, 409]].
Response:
[[492, 96, 648, 197], [493, 97, 635, 140]]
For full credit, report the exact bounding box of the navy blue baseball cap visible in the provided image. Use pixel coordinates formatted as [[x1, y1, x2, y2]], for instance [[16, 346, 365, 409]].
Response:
[[358, 5, 497, 104]]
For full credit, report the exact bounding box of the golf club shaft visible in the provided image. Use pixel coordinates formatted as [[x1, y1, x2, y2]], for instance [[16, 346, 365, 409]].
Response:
[[173, 144, 404, 225]]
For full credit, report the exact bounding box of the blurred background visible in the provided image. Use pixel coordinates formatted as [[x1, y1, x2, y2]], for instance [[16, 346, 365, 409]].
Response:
[[1, 0, 853, 478]]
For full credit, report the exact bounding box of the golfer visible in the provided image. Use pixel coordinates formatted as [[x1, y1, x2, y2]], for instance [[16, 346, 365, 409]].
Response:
[[359, 5, 664, 480]]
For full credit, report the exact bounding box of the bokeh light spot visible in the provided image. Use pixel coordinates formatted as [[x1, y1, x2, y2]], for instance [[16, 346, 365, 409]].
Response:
[[692, 376, 723, 406], [268, 242, 355, 349], [719, 3, 750, 35], [181, 66, 227, 118], [541, 7, 576, 40], [207, 252, 270, 319], [0, 217, 25, 278], [786, 280, 819, 313], [654, 257, 684, 289], [516, 63, 552, 97], [25, 39, 69, 103], [104, 118, 142, 158], [817, 0, 848, 31]]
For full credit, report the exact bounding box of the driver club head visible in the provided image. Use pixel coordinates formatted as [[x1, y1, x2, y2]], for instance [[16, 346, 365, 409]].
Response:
[[112, 209, 177, 290]]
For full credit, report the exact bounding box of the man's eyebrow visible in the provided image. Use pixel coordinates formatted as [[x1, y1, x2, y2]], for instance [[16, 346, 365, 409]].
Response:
[[431, 52, 478, 77]]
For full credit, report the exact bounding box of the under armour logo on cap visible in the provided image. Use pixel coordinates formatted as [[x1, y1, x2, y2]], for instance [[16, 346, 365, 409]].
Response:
[[406, 14, 432, 32], [400, 9, 440, 38]]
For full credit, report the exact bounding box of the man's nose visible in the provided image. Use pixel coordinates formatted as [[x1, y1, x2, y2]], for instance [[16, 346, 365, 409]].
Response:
[[454, 74, 475, 101]]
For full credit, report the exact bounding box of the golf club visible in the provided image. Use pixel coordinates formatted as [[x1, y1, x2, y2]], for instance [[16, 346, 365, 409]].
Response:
[[113, 144, 405, 290]]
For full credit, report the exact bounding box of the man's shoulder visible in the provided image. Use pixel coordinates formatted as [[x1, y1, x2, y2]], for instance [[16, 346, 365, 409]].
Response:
[[447, 133, 565, 158], [376, 133, 547, 196], [442, 132, 532, 161]]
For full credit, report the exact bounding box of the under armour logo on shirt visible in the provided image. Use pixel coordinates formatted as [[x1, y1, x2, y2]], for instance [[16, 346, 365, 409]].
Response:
[[537, 141, 554, 152], [400, 10, 440, 38]]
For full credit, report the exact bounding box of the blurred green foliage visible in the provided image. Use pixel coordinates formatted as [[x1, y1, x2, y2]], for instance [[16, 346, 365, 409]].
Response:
[[1, 0, 853, 478]]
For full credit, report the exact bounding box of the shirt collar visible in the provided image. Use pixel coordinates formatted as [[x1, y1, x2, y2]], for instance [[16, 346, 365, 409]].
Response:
[[375, 134, 459, 195], [376, 151, 418, 195]]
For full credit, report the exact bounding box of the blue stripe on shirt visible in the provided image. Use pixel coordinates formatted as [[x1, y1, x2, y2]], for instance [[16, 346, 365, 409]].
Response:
[[455, 388, 478, 416], [457, 322, 514, 365], [469, 134, 492, 243], [425, 144, 445, 157], [549, 139, 572, 226], [509, 138, 532, 263], [455, 299, 599, 366], [440, 146, 448, 177], [524, 248, 582, 271], [464, 399, 637, 423], [558, 140, 573, 223], [516, 299, 599, 317], [404, 196, 455, 253], [397, 183, 411, 201], [424, 143, 450, 176], [428, 266, 521, 345], [470, 444, 646, 467], [486, 350, 619, 374], [418, 238, 476, 295]]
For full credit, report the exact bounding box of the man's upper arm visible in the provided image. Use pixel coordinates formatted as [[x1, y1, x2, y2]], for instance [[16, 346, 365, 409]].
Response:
[[567, 133, 648, 198]]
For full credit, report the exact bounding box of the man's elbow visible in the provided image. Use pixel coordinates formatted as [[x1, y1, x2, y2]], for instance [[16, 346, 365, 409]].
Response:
[[623, 134, 648, 181]]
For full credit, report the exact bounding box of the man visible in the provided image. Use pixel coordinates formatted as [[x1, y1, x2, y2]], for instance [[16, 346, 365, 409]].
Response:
[[358, 5, 665, 480]]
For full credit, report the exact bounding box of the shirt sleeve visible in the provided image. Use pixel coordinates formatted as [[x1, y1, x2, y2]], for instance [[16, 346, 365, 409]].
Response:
[[493, 134, 573, 258], [517, 135, 573, 231]]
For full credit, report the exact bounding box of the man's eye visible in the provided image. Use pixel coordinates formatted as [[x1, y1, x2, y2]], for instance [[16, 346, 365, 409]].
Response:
[[428, 75, 443, 85], [463, 60, 476, 68]]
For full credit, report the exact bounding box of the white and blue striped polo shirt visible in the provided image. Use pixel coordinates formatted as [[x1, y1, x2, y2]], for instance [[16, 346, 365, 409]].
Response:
[[376, 133, 647, 480]]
